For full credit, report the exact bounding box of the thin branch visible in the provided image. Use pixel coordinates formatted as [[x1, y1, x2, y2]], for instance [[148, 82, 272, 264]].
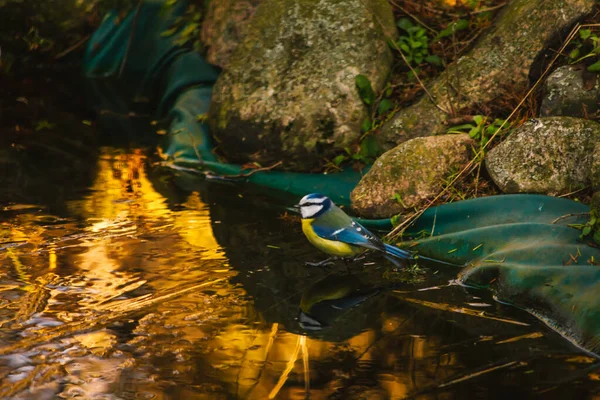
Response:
[[118, 0, 144, 78], [54, 34, 91, 60], [558, 185, 589, 198], [551, 213, 589, 224], [468, 2, 508, 15], [207, 161, 283, 179]]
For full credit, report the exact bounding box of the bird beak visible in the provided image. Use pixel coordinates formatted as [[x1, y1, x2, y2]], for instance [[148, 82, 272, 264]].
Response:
[[293, 203, 300, 209]]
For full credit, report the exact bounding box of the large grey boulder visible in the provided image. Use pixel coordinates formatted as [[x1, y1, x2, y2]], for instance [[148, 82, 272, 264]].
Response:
[[377, 0, 596, 152], [201, 0, 262, 69], [208, 0, 396, 171], [540, 65, 600, 118], [486, 117, 600, 194], [351, 134, 475, 218]]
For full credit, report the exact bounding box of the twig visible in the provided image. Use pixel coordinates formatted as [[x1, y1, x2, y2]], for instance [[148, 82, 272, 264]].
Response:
[[54, 34, 91, 60], [184, 129, 205, 164], [558, 185, 589, 198], [551, 213, 589, 224], [207, 161, 284, 179], [118, 0, 144, 78], [430, 208, 437, 237], [468, 3, 508, 15]]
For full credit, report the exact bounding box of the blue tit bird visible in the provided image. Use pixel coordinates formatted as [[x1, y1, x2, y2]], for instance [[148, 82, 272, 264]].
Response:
[[297, 193, 412, 266]]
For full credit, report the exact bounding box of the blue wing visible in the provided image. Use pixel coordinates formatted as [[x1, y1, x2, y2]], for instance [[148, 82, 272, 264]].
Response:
[[312, 217, 385, 252], [311, 205, 413, 259]]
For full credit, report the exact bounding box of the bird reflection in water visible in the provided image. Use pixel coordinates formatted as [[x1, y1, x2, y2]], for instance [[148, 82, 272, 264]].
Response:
[[298, 274, 384, 332]]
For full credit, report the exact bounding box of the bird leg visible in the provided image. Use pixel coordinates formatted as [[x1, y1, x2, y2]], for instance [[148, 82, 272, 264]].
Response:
[[305, 257, 338, 267], [350, 254, 366, 263]]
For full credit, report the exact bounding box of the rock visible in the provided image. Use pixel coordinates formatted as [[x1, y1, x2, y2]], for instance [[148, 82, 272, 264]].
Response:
[[485, 117, 600, 194], [377, 0, 596, 152], [351, 134, 475, 218], [209, 0, 396, 171], [591, 142, 600, 191], [540, 65, 600, 118], [201, 0, 262, 69]]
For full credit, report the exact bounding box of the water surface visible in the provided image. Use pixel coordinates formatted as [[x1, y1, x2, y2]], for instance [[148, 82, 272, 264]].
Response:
[[0, 148, 598, 399]]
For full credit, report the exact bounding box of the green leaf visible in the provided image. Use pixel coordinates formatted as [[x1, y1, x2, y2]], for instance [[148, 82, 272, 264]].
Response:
[[397, 18, 413, 32], [385, 85, 393, 97], [425, 54, 442, 66], [473, 115, 485, 125], [448, 123, 476, 132], [355, 75, 376, 105], [435, 19, 469, 40], [569, 48, 581, 61], [581, 29, 592, 40], [414, 55, 423, 64], [594, 229, 600, 244], [179, 22, 199, 38], [360, 135, 380, 159], [454, 19, 469, 31], [590, 217, 597, 226], [488, 123, 502, 135], [583, 226, 592, 236], [333, 154, 347, 166], [377, 99, 393, 115], [35, 120, 56, 131], [399, 43, 411, 53], [360, 117, 372, 133], [161, 26, 179, 37], [588, 60, 600, 72]]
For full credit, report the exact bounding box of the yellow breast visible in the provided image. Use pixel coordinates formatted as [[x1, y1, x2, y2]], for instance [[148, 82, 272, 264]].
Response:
[[302, 219, 361, 257]]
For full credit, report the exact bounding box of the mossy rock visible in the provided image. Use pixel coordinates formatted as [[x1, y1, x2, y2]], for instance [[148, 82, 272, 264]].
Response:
[[540, 65, 600, 118], [201, 0, 262, 69], [208, 0, 396, 171], [351, 134, 475, 218], [486, 117, 600, 194]]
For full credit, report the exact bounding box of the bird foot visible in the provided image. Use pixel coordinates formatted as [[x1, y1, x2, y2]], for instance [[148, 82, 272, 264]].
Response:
[[305, 257, 338, 267], [341, 255, 366, 265]]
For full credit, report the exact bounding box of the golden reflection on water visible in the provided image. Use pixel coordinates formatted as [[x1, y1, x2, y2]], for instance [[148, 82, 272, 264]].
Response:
[[0, 148, 595, 399]]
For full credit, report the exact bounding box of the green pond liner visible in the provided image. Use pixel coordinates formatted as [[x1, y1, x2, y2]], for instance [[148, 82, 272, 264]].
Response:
[[82, 0, 600, 356]]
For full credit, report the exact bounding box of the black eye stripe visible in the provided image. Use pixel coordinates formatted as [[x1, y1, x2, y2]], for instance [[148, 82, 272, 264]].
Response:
[[300, 202, 324, 207]]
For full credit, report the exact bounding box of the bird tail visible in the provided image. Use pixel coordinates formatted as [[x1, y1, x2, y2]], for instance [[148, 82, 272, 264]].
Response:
[[383, 243, 412, 260]]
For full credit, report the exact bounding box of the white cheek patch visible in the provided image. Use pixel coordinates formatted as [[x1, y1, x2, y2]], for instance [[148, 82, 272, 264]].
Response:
[[301, 204, 323, 218]]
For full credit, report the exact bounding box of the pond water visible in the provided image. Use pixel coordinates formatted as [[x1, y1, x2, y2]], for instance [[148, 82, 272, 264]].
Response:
[[0, 81, 599, 399], [0, 147, 598, 400]]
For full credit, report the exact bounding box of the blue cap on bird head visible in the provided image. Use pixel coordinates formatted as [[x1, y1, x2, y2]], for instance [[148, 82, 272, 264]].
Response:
[[298, 193, 332, 219]]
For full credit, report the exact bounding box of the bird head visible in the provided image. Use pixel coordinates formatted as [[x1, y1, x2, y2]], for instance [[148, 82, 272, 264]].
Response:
[[298, 193, 332, 219]]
